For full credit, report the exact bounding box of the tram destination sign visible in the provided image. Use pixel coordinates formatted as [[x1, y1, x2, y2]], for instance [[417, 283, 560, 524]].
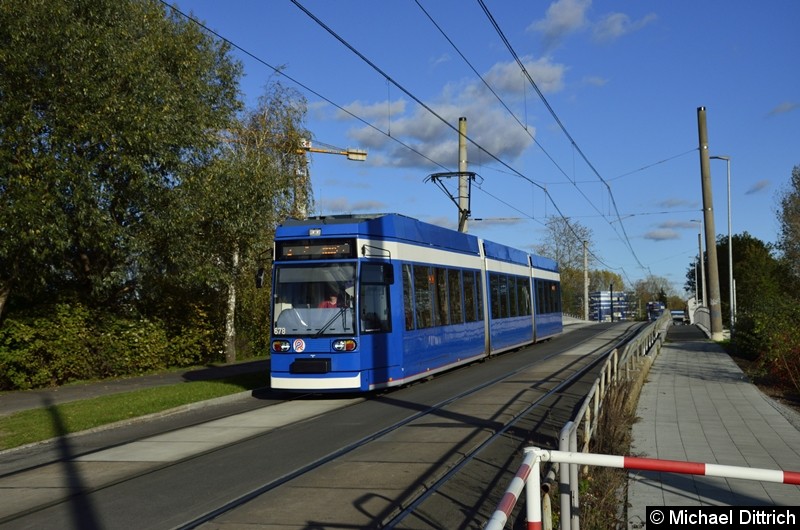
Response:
[[277, 238, 356, 260]]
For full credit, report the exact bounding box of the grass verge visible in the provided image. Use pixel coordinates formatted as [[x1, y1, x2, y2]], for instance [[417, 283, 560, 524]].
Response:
[[0, 372, 265, 451], [578, 375, 639, 529], [544, 357, 650, 529]]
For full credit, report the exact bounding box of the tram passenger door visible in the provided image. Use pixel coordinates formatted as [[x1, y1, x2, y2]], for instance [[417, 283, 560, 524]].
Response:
[[359, 263, 393, 383]]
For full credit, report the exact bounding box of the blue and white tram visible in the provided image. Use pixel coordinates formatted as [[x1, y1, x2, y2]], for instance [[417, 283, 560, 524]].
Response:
[[268, 213, 562, 392]]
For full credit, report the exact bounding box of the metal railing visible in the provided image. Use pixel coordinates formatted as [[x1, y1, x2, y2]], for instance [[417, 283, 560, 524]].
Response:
[[487, 314, 670, 529], [486, 447, 800, 530], [569, 313, 667, 456]]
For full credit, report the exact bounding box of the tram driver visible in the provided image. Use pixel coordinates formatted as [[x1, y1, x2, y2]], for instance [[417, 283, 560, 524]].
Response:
[[318, 289, 340, 308]]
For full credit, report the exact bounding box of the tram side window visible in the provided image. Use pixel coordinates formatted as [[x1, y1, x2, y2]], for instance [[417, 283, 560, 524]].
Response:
[[518, 278, 531, 316], [552, 282, 562, 313], [500, 275, 509, 318], [535, 279, 561, 314], [509, 276, 519, 317], [490, 273, 509, 319], [489, 274, 532, 318], [360, 263, 392, 333], [403, 264, 414, 330], [536, 280, 545, 314], [448, 269, 464, 324], [490, 274, 500, 319], [434, 267, 449, 326], [464, 271, 477, 322], [414, 265, 433, 328], [404, 265, 483, 330], [476, 273, 484, 321]]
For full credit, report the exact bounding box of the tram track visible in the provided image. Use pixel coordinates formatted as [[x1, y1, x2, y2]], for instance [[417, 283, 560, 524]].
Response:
[[182, 323, 640, 529], [385, 322, 644, 528]]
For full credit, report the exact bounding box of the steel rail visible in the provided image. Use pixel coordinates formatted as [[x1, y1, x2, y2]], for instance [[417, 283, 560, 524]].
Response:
[[383, 323, 642, 527]]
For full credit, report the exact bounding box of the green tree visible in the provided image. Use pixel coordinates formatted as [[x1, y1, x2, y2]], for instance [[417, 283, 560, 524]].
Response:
[[778, 165, 800, 280], [734, 166, 800, 393], [166, 79, 310, 362], [588, 270, 625, 293], [633, 275, 673, 308], [725, 233, 787, 318], [686, 232, 787, 327], [0, 0, 242, 319], [533, 216, 595, 316]]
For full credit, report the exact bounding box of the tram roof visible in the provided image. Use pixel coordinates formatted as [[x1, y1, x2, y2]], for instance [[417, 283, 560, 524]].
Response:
[[277, 213, 558, 271], [277, 213, 480, 255]]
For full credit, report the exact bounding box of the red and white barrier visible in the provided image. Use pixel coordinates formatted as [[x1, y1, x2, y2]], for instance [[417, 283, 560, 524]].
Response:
[[542, 450, 800, 486], [485, 450, 541, 530], [485, 447, 800, 530]]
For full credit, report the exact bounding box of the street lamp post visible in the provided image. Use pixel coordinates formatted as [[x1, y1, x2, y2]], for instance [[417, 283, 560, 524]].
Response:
[[691, 219, 705, 306], [710, 155, 734, 330]]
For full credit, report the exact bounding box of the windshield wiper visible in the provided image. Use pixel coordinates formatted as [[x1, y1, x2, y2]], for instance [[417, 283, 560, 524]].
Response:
[[314, 308, 350, 337]]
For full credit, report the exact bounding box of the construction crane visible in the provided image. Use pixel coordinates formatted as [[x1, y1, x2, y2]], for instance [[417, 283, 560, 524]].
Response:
[[298, 139, 367, 161]]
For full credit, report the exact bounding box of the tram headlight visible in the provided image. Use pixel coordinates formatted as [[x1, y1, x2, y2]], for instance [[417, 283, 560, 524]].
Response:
[[332, 339, 357, 352], [271, 340, 291, 353]]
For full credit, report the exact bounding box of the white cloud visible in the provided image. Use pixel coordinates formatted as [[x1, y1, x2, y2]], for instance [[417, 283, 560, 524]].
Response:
[[485, 56, 566, 95], [339, 58, 566, 169], [529, 0, 591, 50], [593, 12, 657, 42], [583, 75, 608, 87], [528, 1, 655, 48], [644, 229, 680, 241], [767, 102, 798, 117], [315, 197, 387, 214], [745, 179, 770, 195], [429, 53, 451, 68], [657, 198, 699, 209], [336, 99, 406, 123], [424, 215, 458, 231], [659, 220, 701, 230]]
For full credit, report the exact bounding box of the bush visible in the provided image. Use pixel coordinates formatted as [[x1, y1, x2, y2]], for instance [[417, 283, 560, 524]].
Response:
[[0, 303, 220, 390], [733, 298, 800, 394], [0, 304, 95, 389]]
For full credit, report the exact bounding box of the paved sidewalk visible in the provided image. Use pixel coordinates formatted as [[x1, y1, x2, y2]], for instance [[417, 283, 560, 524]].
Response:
[[627, 326, 800, 527]]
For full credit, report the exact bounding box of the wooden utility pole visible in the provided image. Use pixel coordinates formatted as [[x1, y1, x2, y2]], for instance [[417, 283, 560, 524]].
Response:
[[458, 117, 469, 233], [583, 240, 589, 320], [697, 107, 724, 340]]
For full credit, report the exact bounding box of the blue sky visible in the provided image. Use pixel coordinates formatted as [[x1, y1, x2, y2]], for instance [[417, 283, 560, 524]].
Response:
[[172, 0, 799, 295]]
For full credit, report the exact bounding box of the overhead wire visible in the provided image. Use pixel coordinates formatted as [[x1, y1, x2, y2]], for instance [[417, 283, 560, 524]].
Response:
[[170, 0, 621, 273], [412, 0, 613, 236], [609, 148, 699, 181], [167, 0, 680, 280], [476, 0, 648, 272], [411, 0, 630, 271], [159, 0, 448, 173], [287, 0, 616, 269], [288, 0, 550, 196]]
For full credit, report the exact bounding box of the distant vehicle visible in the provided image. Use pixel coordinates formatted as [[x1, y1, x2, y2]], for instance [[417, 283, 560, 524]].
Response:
[[265, 213, 563, 393], [670, 309, 687, 325], [646, 301, 665, 322]]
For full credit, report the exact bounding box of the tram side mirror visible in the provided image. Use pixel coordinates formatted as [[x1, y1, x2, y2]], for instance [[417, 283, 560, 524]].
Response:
[[255, 267, 266, 289], [383, 264, 394, 285]]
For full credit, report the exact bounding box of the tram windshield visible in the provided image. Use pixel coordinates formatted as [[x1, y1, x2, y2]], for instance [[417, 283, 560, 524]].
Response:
[[272, 263, 356, 336]]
